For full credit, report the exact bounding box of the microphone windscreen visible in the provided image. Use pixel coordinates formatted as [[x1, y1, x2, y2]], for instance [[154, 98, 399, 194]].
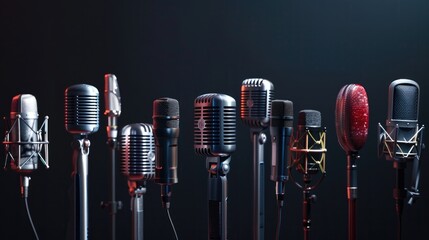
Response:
[[240, 78, 274, 128], [194, 93, 236, 156], [388, 79, 419, 121], [65, 84, 99, 135], [121, 123, 155, 181], [298, 110, 321, 128], [335, 84, 369, 153], [271, 100, 293, 128], [153, 98, 180, 129]]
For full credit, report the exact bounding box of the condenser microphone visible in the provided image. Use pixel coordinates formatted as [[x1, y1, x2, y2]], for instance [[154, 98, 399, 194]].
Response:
[[152, 97, 179, 209], [65, 84, 99, 240], [378, 79, 425, 240], [335, 84, 369, 240], [121, 123, 155, 240], [270, 100, 293, 205], [65, 84, 99, 135], [194, 93, 236, 240], [240, 78, 274, 240]]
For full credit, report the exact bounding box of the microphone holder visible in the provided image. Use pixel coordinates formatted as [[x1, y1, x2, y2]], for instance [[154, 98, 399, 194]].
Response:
[[71, 136, 91, 240], [101, 115, 123, 240], [250, 129, 267, 240], [128, 181, 146, 240], [207, 155, 230, 240]]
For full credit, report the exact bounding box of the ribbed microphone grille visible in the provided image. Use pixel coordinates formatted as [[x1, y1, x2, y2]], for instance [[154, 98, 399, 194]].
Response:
[[240, 78, 274, 128], [393, 84, 418, 120], [65, 84, 99, 134], [194, 93, 236, 156], [120, 123, 155, 180]]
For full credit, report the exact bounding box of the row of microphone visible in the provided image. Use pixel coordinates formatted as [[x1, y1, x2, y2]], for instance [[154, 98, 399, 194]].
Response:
[[2, 76, 424, 240]]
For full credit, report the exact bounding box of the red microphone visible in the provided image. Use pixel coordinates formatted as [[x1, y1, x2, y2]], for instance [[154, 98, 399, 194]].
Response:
[[335, 84, 369, 240]]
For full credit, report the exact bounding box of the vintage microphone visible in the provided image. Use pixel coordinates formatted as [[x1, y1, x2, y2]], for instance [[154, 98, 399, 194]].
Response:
[[120, 123, 155, 240], [378, 79, 425, 240], [335, 84, 369, 240], [194, 93, 236, 240], [101, 73, 123, 240], [269, 100, 293, 240], [3, 94, 49, 240], [289, 110, 327, 240], [65, 84, 99, 240], [240, 78, 274, 240]]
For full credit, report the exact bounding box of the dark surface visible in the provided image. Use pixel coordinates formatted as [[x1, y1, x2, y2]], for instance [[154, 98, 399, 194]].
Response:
[[1, 1, 428, 239]]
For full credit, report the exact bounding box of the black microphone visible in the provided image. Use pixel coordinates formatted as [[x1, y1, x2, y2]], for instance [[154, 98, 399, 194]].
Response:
[[65, 84, 99, 240], [121, 123, 155, 240], [270, 100, 293, 205], [289, 110, 327, 240], [194, 93, 236, 240], [378, 79, 425, 240], [152, 97, 179, 209], [240, 78, 274, 240]]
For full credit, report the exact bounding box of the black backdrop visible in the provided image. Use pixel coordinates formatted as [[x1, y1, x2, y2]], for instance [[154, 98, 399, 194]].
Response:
[[1, 0, 428, 240]]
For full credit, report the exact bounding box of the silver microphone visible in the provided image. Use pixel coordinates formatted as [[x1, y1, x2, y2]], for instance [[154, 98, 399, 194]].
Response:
[[105, 74, 121, 139]]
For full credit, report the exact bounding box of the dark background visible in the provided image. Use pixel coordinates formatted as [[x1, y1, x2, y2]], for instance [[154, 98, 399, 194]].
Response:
[[1, 0, 428, 239]]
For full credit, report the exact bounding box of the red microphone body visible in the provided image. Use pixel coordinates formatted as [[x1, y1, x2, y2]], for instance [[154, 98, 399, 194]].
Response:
[[335, 84, 369, 240]]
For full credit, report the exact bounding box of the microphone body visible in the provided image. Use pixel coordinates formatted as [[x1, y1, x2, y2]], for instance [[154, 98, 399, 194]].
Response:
[[121, 123, 155, 240], [65, 84, 99, 240], [152, 97, 179, 209], [335, 84, 369, 240], [195, 93, 236, 240], [240, 78, 274, 240]]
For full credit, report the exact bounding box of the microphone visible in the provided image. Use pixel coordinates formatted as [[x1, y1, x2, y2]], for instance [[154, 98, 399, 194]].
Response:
[[335, 84, 369, 240], [194, 93, 236, 240], [289, 110, 327, 240], [378, 79, 425, 240], [270, 100, 293, 205], [103, 73, 122, 240], [65, 84, 99, 240], [152, 97, 179, 209], [2, 94, 49, 240], [240, 78, 274, 240], [121, 123, 155, 240]]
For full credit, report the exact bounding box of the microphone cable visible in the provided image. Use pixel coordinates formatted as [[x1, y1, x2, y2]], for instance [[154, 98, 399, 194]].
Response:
[[24, 196, 40, 240], [166, 208, 179, 240]]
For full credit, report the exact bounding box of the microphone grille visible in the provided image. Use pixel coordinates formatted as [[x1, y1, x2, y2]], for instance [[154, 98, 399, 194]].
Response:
[[271, 100, 293, 128], [390, 80, 419, 120], [120, 123, 155, 181], [65, 84, 99, 135], [153, 97, 180, 129], [194, 93, 236, 156], [298, 110, 321, 128], [240, 78, 274, 128]]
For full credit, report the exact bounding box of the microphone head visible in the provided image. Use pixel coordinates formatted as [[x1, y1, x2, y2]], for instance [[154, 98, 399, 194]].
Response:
[[387, 79, 419, 124], [65, 84, 100, 135], [121, 123, 155, 182], [298, 110, 321, 128], [270, 100, 293, 128], [335, 84, 369, 153], [104, 74, 121, 117], [9, 94, 39, 172], [153, 97, 180, 130], [240, 78, 274, 128], [194, 93, 236, 156]]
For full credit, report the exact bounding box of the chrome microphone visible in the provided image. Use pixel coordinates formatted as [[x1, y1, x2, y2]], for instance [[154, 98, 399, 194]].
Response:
[[240, 78, 274, 240], [65, 84, 99, 240], [194, 93, 236, 240], [121, 123, 155, 240], [152, 97, 179, 209], [105, 74, 121, 139]]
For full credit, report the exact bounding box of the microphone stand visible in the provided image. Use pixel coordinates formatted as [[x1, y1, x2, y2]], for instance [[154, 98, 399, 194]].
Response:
[[129, 181, 146, 240], [393, 162, 406, 240], [71, 137, 90, 240], [207, 156, 230, 240], [101, 115, 122, 240], [347, 152, 359, 240], [302, 174, 316, 240], [251, 129, 266, 240]]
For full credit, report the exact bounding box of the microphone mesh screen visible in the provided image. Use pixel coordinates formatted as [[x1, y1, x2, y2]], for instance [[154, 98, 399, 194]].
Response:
[[393, 84, 418, 120]]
